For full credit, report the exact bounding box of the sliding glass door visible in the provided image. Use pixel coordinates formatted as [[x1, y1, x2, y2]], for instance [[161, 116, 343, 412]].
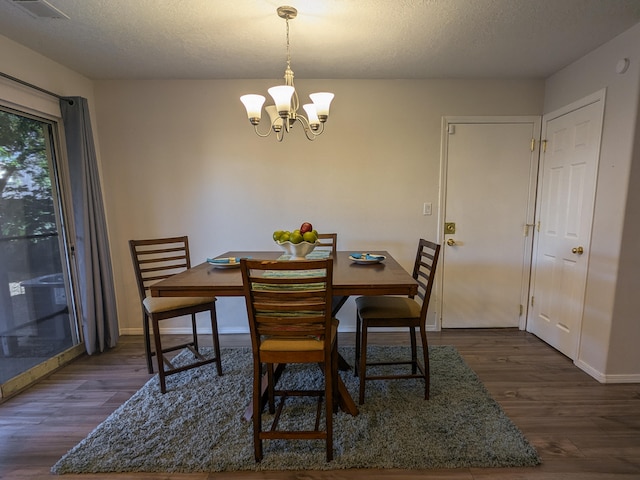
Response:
[[0, 107, 80, 387]]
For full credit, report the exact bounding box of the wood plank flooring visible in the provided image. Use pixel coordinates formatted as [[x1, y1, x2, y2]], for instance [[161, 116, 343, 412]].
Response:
[[1, 329, 639, 480]]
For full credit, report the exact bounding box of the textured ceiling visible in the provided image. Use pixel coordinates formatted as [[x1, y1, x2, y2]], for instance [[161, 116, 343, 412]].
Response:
[[1, 0, 639, 80]]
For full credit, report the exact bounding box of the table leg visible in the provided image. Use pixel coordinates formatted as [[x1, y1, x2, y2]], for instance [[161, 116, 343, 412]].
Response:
[[337, 375, 359, 416], [332, 295, 352, 372], [331, 295, 349, 317]]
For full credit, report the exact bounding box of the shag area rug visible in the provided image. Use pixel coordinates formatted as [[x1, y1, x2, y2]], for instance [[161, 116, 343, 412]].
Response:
[[52, 345, 540, 473]]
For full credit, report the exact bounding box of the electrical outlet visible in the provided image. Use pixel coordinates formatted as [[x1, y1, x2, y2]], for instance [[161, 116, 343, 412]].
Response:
[[423, 202, 432, 215]]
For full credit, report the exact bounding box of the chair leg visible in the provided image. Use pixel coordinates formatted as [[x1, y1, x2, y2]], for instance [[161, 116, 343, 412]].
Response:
[[410, 326, 417, 374], [253, 357, 263, 462], [332, 337, 339, 413], [189, 313, 199, 352], [151, 317, 167, 394], [358, 320, 368, 405], [420, 326, 430, 400], [354, 313, 361, 377], [143, 313, 153, 374], [209, 306, 223, 376], [267, 363, 275, 414], [325, 354, 334, 462]]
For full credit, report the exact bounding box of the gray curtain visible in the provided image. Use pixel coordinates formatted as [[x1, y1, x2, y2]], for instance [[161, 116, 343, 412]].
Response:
[[60, 97, 118, 354]]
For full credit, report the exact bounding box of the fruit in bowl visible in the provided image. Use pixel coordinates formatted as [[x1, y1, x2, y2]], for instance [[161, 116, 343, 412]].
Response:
[[273, 222, 319, 260]]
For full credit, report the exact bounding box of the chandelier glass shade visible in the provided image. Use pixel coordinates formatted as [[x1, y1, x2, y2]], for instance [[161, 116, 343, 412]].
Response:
[[240, 6, 334, 142]]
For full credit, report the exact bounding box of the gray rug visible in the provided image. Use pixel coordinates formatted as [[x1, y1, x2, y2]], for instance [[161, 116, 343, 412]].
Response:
[[51, 345, 540, 473]]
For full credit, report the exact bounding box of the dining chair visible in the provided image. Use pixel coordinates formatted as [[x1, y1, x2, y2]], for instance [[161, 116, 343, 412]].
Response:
[[240, 257, 338, 462], [129, 236, 223, 393], [316, 233, 337, 256], [354, 239, 440, 404]]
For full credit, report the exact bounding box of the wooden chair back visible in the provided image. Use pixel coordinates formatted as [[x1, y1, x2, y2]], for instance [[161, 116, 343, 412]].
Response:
[[411, 239, 441, 324], [241, 258, 334, 361], [129, 236, 192, 302], [316, 233, 337, 256]]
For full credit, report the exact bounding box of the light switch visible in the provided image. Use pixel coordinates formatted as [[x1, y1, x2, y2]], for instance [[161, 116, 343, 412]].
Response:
[[423, 202, 432, 215]]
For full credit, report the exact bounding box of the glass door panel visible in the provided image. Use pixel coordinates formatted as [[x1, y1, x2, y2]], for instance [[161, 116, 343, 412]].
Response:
[[0, 107, 79, 385]]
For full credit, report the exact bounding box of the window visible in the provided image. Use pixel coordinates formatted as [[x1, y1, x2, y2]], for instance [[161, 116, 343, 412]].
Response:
[[0, 107, 81, 390]]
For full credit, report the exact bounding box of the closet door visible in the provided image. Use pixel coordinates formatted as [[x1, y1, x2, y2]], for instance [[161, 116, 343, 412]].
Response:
[[527, 92, 604, 359]]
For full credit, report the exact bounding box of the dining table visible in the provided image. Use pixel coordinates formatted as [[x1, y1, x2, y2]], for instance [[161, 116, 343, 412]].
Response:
[[150, 250, 419, 419]]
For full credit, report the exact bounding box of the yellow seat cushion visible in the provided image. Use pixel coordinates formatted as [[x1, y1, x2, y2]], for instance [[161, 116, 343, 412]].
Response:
[[356, 296, 421, 320], [143, 296, 215, 314], [260, 319, 338, 352]]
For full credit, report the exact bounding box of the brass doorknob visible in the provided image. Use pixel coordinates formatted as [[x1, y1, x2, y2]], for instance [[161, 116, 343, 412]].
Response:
[[572, 246, 584, 254], [447, 238, 456, 246]]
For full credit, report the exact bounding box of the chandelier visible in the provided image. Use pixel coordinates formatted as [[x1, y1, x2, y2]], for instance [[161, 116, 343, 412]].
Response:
[[240, 6, 334, 142]]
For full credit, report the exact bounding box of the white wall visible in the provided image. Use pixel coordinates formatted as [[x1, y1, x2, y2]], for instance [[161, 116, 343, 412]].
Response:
[[0, 35, 96, 129], [92, 78, 544, 335], [544, 23, 640, 381]]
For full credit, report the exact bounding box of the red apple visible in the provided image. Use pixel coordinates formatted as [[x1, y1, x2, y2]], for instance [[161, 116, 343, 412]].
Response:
[[300, 222, 313, 234]]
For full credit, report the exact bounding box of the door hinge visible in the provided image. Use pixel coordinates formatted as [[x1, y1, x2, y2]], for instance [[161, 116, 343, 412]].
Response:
[[542, 139, 547, 152], [519, 304, 523, 316], [530, 296, 534, 306], [524, 223, 536, 236], [530, 138, 535, 152]]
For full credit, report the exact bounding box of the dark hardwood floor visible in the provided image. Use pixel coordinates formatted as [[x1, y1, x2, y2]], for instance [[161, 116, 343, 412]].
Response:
[[1, 329, 639, 479]]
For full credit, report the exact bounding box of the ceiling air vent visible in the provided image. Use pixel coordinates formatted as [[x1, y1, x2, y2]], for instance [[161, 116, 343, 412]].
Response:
[[12, 0, 69, 19]]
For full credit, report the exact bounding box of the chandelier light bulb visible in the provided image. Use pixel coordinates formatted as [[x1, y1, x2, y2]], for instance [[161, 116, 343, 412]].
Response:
[[302, 104, 320, 130], [309, 92, 334, 121], [266, 105, 283, 132], [240, 94, 266, 125], [268, 85, 295, 117]]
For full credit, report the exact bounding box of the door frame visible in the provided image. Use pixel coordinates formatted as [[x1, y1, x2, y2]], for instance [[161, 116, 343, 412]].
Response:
[[436, 116, 541, 330]]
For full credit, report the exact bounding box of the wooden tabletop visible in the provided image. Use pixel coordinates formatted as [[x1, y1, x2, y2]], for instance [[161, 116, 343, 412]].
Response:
[[150, 251, 418, 298]]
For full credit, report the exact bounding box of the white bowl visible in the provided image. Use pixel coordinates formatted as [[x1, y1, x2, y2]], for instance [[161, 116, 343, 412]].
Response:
[[276, 240, 318, 260]]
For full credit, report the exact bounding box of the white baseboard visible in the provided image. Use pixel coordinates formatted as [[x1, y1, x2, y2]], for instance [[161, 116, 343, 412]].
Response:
[[575, 358, 640, 383]]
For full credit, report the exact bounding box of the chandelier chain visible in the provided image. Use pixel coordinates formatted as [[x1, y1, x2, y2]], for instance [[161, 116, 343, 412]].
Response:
[[285, 17, 291, 72]]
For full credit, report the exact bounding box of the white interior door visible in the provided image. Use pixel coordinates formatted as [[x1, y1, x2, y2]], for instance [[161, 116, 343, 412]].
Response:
[[527, 92, 604, 359], [441, 118, 540, 328]]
